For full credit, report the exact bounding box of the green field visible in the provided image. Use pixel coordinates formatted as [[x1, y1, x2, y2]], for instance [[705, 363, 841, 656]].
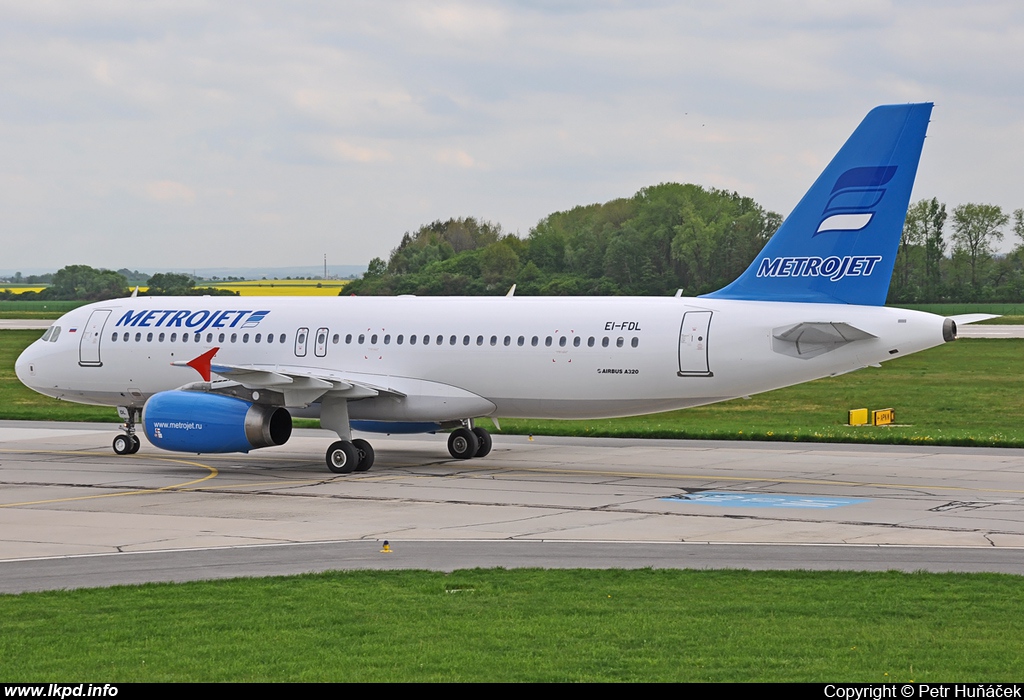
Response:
[[5, 329, 1024, 445], [3, 569, 1023, 682]]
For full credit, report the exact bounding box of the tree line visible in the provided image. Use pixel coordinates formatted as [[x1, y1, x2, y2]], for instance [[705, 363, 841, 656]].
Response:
[[347, 183, 782, 297], [0, 267, 237, 301], [891, 200, 1024, 303], [349, 183, 1024, 303]]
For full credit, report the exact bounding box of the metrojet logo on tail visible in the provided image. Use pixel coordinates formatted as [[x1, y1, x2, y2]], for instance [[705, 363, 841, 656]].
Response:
[[814, 165, 897, 235], [755, 255, 883, 281]]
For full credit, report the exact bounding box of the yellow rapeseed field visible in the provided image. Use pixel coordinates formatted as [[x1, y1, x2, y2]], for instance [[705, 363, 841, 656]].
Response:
[[3, 280, 349, 297], [211, 280, 349, 296]]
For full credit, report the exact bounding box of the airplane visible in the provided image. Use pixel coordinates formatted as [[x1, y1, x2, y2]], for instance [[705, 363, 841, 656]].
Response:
[[16, 102, 966, 474]]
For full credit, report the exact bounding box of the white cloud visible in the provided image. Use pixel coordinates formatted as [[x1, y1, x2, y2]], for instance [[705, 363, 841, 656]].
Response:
[[145, 180, 196, 204]]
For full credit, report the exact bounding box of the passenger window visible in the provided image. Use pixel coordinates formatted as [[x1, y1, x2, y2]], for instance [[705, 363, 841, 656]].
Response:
[[183, 333, 189, 343], [438, 335, 444, 345], [279, 334, 286, 344], [371, 334, 378, 345], [558, 336, 566, 347], [159, 333, 165, 342], [383, 334, 390, 345], [476, 335, 483, 346], [147, 332, 153, 342], [256, 333, 262, 343], [123, 332, 129, 342], [194, 333, 200, 343], [450, 335, 457, 345], [573, 337, 580, 347], [602, 337, 609, 347], [588, 337, 595, 347], [171, 333, 178, 342], [267, 333, 274, 343], [242, 333, 248, 343], [358, 334, 365, 344], [410, 335, 417, 345], [230, 333, 237, 343], [616, 337, 624, 347], [463, 335, 470, 346], [218, 333, 225, 343], [345, 334, 352, 344], [503, 336, 511, 346], [545, 336, 552, 347], [207, 333, 214, 343], [111, 332, 117, 342], [397, 335, 404, 345], [518, 336, 524, 346], [531, 336, 538, 346], [332, 334, 339, 344], [631, 337, 639, 348]]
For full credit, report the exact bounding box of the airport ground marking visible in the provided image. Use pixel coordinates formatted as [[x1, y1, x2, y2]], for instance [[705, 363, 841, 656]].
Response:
[[0, 449, 218, 508], [7, 448, 1024, 503]]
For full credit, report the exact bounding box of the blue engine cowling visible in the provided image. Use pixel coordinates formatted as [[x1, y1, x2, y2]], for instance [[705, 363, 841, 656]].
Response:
[[142, 391, 292, 454]]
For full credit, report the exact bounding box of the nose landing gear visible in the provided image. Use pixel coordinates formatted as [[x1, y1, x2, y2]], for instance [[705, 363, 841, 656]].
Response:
[[113, 406, 142, 455]]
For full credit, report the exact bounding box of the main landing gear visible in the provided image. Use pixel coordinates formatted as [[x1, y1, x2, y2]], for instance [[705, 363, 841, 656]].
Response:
[[322, 424, 493, 474], [325, 438, 375, 474], [447, 426, 492, 460], [112, 407, 142, 455]]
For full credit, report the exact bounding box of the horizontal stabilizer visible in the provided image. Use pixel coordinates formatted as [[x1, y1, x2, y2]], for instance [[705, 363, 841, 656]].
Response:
[[772, 322, 876, 359], [948, 313, 999, 325]]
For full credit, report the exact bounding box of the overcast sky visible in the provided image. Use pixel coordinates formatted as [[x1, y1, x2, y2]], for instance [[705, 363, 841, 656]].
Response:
[[2, 1, 1022, 273]]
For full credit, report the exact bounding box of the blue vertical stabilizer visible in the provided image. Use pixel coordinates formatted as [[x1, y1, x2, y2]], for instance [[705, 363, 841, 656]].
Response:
[[704, 103, 932, 305]]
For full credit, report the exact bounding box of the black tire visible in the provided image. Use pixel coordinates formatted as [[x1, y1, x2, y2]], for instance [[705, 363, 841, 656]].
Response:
[[326, 440, 359, 474], [112, 434, 132, 455], [352, 438, 375, 472], [129, 435, 141, 454], [472, 427, 492, 458], [448, 428, 479, 460]]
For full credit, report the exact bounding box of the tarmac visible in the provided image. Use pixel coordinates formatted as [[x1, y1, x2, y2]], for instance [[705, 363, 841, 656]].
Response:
[[3, 421, 1024, 592]]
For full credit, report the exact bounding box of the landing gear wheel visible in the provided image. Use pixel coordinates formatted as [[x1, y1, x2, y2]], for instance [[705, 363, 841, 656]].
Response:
[[472, 427, 492, 458], [352, 438, 375, 472], [326, 440, 359, 474], [448, 428, 480, 460], [129, 435, 141, 454], [112, 434, 132, 455]]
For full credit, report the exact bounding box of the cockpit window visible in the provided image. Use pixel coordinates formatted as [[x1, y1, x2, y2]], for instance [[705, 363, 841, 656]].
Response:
[[50, 326, 61, 342], [40, 327, 53, 342]]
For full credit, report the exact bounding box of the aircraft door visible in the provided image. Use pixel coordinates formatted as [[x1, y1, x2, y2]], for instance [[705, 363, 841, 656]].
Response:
[[678, 310, 713, 377], [79, 309, 111, 367], [294, 327, 309, 357], [314, 327, 328, 357]]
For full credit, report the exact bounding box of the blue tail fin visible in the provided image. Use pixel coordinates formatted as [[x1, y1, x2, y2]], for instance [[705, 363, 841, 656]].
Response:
[[704, 103, 932, 305]]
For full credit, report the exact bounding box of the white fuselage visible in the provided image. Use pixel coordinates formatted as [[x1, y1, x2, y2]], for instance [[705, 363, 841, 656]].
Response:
[[15, 295, 949, 422]]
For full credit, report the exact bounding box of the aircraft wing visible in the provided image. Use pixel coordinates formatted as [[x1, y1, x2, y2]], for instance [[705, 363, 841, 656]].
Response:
[[207, 361, 403, 405]]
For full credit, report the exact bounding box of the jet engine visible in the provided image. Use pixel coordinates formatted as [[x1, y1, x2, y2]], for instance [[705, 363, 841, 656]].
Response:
[[142, 391, 292, 454]]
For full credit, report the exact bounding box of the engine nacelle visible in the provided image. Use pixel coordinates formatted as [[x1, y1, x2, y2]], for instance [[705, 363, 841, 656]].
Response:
[[142, 391, 292, 454]]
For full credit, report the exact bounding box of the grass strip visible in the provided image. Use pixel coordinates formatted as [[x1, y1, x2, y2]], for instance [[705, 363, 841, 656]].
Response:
[[2, 568, 1023, 682]]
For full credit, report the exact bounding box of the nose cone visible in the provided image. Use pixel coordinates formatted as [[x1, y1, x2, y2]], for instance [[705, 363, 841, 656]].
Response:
[[15, 342, 41, 391]]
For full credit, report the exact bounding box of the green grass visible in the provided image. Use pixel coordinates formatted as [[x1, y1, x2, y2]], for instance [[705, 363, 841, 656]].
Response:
[[5, 330, 1024, 445], [2, 569, 1023, 682]]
